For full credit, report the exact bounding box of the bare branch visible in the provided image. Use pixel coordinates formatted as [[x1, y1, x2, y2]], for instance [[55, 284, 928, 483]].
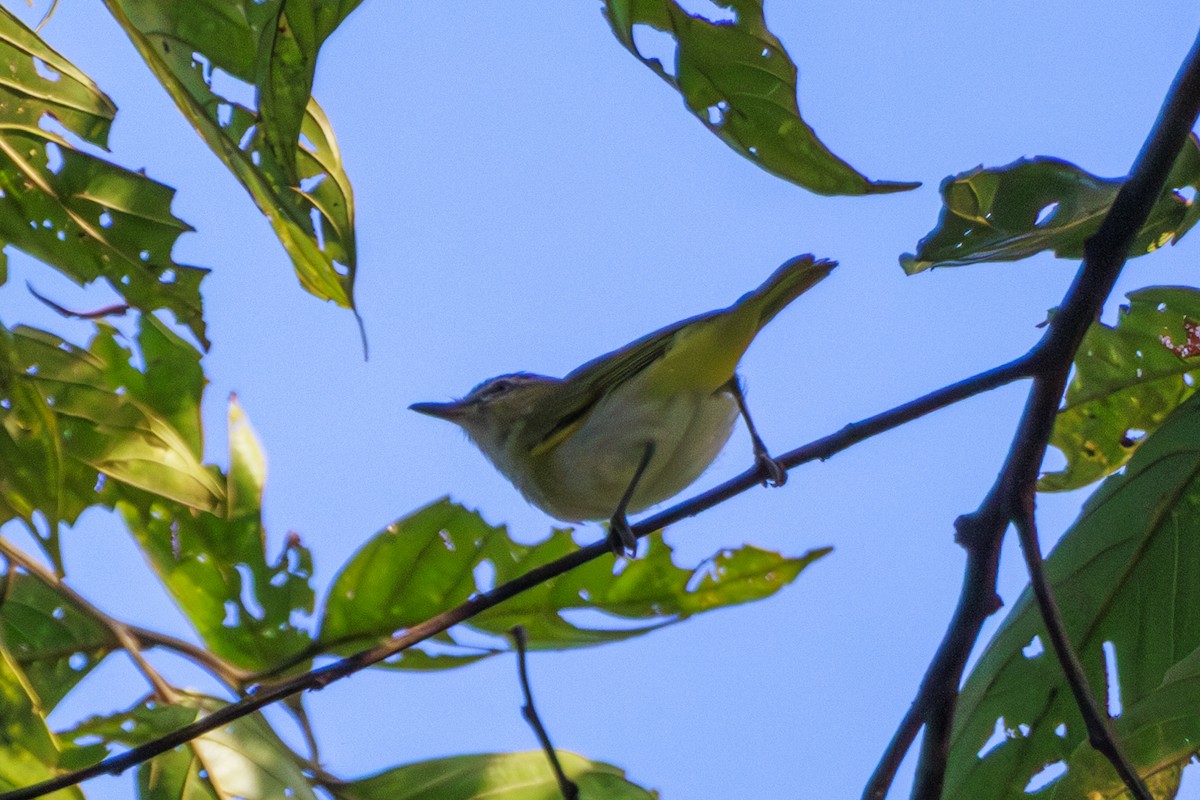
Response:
[[511, 626, 579, 800], [1011, 495, 1150, 799]]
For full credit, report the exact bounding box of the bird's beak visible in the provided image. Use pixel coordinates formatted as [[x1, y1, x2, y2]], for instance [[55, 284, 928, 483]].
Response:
[[409, 400, 471, 422]]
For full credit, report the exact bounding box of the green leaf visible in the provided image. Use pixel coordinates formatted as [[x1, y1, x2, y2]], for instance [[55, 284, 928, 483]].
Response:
[[602, 0, 916, 196], [0, 645, 83, 798], [116, 397, 314, 671], [901, 135, 1200, 274], [334, 751, 656, 800], [104, 0, 360, 310], [0, 317, 222, 568], [68, 693, 319, 800], [1, 573, 114, 710], [317, 498, 827, 669], [946, 391, 1200, 799], [1042, 287, 1200, 492], [1048, 646, 1200, 799], [0, 7, 209, 345]]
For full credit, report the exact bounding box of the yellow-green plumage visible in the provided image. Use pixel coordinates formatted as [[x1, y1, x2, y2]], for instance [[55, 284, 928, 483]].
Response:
[[411, 254, 835, 524]]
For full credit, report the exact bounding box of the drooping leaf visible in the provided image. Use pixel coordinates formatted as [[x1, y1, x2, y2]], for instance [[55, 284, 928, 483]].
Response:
[[0, 7, 209, 345], [0, 317, 223, 568], [0, 645, 84, 798], [334, 751, 655, 800], [317, 498, 828, 669], [104, 0, 360, 310], [946, 391, 1200, 798], [115, 397, 314, 672], [68, 693, 319, 800], [602, 0, 916, 196], [1, 573, 114, 710], [1042, 287, 1200, 492], [901, 134, 1200, 274]]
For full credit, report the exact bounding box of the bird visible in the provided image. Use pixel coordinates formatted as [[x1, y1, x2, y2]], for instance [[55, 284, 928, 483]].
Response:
[[410, 254, 836, 556]]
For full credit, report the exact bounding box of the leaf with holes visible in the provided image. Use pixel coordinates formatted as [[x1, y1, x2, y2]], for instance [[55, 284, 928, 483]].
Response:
[[104, 0, 360, 310], [1048, 645, 1200, 799], [67, 693, 319, 800], [1042, 287, 1200, 492], [316, 497, 828, 669], [0, 316, 222, 569], [115, 397, 314, 671], [0, 646, 84, 798], [602, 0, 916, 196], [333, 751, 655, 800], [901, 134, 1200, 274], [1, 573, 115, 710], [945, 391, 1200, 799], [0, 7, 209, 345]]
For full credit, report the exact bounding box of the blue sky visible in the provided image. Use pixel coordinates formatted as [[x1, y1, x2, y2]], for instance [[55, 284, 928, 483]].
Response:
[[4, 1, 1200, 797]]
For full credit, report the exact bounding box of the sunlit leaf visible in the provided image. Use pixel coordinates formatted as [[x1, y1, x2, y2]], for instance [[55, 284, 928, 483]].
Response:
[[104, 0, 360, 310], [334, 750, 655, 800], [946, 391, 1200, 798], [1, 573, 114, 709], [116, 397, 314, 671], [317, 498, 827, 669], [0, 645, 83, 798], [0, 7, 209, 345], [602, 0, 916, 196], [1042, 287, 1200, 492], [0, 317, 222, 568], [68, 693, 319, 800], [902, 134, 1200, 274]]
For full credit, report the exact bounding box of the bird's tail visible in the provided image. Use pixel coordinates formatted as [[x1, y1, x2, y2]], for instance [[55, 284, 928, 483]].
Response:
[[742, 254, 837, 330]]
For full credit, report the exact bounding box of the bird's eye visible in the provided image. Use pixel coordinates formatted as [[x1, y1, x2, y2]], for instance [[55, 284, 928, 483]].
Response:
[[481, 379, 512, 398]]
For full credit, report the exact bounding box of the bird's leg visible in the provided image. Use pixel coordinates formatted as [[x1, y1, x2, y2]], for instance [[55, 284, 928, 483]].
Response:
[[727, 376, 787, 487], [608, 442, 655, 557]]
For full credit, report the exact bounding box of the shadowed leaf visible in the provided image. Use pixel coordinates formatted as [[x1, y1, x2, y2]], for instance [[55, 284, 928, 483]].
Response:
[[104, 0, 360, 310], [0, 7, 208, 344], [603, 0, 916, 196], [902, 135, 1200, 274], [1, 574, 114, 710], [947, 391, 1200, 798], [1042, 287, 1200, 492], [0, 646, 83, 798], [334, 750, 655, 800]]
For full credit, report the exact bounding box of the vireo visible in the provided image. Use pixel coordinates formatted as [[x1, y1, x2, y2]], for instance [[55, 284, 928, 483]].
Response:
[[411, 254, 835, 555]]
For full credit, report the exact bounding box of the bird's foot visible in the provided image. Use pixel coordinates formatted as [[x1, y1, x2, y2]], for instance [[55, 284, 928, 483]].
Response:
[[756, 450, 788, 488], [607, 515, 638, 557]]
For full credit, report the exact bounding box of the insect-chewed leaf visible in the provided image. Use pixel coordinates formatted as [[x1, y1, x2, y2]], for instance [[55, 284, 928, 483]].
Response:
[[316, 498, 828, 669], [902, 134, 1200, 274], [115, 398, 314, 672], [602, 0, 916, 196], [0, 574, 115, 710], [0, 316, 222, 569], [945, 391, 1200, 799], [1042, 287, 1200, 492], [105, 0, 360, 310], [66, 693, 319, 800], [0, 7, 208, 344], [0, 646, 84, 798], [335, 751, 655, 800]]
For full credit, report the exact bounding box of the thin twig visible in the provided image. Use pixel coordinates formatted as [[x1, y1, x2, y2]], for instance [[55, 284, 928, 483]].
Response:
[[26, 282, 130, 320], [0, 349, 1034, 800], [867, 27, 1200, 800], [0, 539, 177, 700], [511, 626, 579, 800], [1011, 495, 1148, 796]]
